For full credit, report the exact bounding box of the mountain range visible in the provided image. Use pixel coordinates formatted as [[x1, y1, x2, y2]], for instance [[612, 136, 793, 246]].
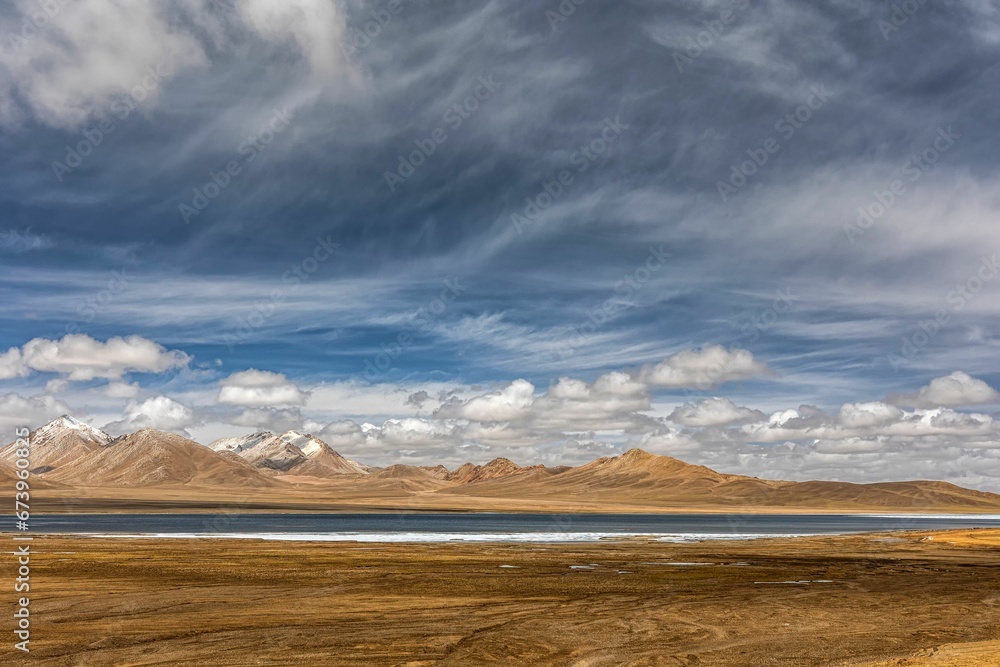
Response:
[[4, 416, 1000, 513]]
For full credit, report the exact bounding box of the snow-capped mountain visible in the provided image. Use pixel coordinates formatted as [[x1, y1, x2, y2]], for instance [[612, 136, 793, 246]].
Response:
[[279, 430, 326, 457], [0, 415, 113, 475], [208, 431, 276, 454], [35, 415, 112, 447], [208, 430, 371, 476]]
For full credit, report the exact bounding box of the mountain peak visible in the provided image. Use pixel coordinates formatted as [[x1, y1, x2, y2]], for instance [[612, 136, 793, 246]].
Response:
[[36, 415, 112, 445], [617, 448, 691, 468], [483, 457, 519, 468], [576, 447, 710, 478], [445, 457, 525, 484], [47, 414, 90, 430], [620, 448, 655, 462], [279, 430, 328, 458], [208, 431, 276, 454]]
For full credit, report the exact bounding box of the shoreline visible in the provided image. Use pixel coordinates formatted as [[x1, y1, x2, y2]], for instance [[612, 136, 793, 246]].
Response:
[[27, 499, 1000, 515], [13, 514, 1000, 543]]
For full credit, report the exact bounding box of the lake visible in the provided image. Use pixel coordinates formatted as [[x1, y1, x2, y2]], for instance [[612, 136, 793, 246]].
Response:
[[27, 512, 1000, 542]]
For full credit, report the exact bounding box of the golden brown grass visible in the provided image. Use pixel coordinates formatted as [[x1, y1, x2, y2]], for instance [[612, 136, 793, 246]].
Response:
[[12, 528, 1000, 665]]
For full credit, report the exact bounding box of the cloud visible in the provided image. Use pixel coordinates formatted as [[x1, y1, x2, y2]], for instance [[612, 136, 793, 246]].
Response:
[[217, 369, 307, 407], [436, 379, 536, 422], [0, 393, 71, 434], [742, 402, 996, 445], [0, 0, 208, 128], [0, 348, 26, 380], [432, 371, 654, 442], [44, 378, 68, 394], [634, 427, 701, 455], [103, 395, 195, 436], [313, 419, 367, 449], [103, 381, 140, 399], [638, 345, 771, 389], [230, 406, 303, 432], [0, 0, 352, 129], [0, 335, 189, 381], [377, 418, 458, 448], [669, 397, 765, 427], [0, 228, 54, 252], [405, 390, 431, 408], [892, 371, 1000, 408], [237, 0, 350, 80], [837, 402, 905, 429]]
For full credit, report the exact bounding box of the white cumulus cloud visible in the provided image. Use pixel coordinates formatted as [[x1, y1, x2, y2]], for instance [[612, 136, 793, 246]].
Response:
[[669, 397, 765, 427], [837, 402, 905, 429], [0, 334, 189, 381], [893, 371, 1000, 408], [436, 379, 536, 422], [217, 369, 307, 407], [0, 0, 207, 128], [638, 345, 771, 389], [104, 395, 195, 436]]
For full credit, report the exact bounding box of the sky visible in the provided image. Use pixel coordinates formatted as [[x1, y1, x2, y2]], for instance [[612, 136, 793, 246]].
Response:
[[1, 0, 999, 488]]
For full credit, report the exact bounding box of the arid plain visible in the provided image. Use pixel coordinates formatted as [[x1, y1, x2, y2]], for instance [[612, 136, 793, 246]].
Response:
[[12, 529, 1000, 666]]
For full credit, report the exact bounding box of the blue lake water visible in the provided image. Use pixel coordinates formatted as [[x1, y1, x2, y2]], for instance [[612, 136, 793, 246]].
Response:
[[26, 512, 1000, 542]]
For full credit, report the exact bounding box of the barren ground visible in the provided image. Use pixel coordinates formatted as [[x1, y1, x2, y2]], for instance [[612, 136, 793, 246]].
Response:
[[7, 528, 1000, 666]]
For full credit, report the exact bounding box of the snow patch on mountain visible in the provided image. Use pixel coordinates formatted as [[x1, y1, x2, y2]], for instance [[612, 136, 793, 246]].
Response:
[[279, 430, 327, 457], [208, 432, 276, 454], [35, 415, 112, 446]]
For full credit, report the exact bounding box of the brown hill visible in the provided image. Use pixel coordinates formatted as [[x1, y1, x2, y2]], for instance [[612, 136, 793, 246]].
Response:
[[294, 443, 371, 477], [369, 465, 456, 491], [440, 448, 1000, 511], [0, 415, 112, 475], [445, 457, 542, 484], [49, 429, 274, 488], [12, 418, 1000, 513], [420, 465, 451, 480]]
